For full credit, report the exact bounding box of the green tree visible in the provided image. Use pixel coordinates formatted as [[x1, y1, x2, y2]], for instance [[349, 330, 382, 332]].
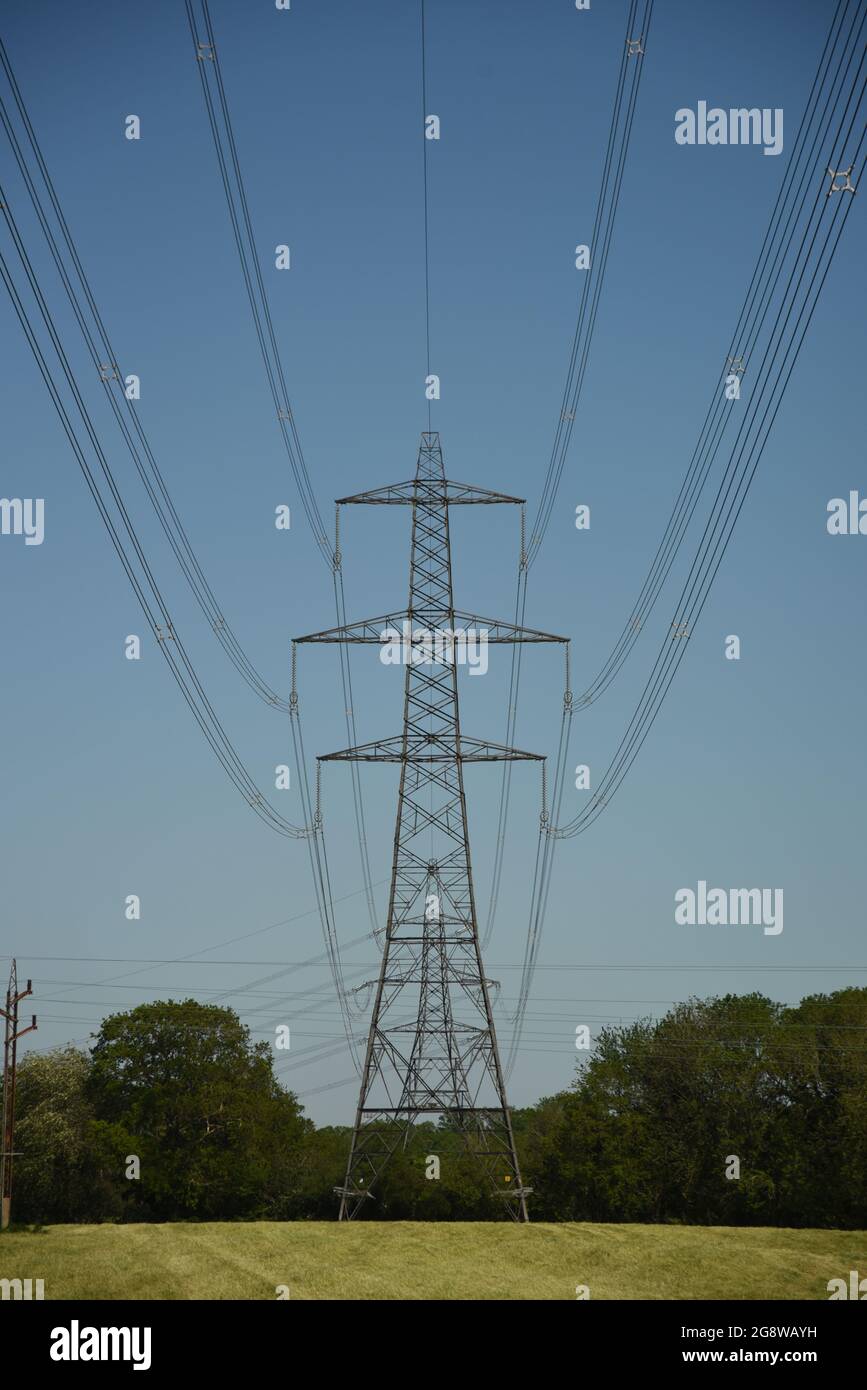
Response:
[[11, 1047, 122, 1224], [770, 987, 867, 1227], [522, 990, 867, 1228], [294, 1125, 352, 1218], [87, 1000, 310, 1219]]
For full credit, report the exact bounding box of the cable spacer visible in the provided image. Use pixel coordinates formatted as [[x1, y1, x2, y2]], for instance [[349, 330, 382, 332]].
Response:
[[827, 165, 856, 196]]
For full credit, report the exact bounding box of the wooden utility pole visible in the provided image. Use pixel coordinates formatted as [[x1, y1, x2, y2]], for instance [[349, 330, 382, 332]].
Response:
[[1, 960, 36, 1230]]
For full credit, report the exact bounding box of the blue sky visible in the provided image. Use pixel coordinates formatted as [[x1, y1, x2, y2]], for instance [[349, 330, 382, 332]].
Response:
[[1, 0, 864, 1123]]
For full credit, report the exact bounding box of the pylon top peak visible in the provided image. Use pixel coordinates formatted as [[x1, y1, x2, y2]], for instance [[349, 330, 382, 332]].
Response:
[[416, 431, 445, 482]]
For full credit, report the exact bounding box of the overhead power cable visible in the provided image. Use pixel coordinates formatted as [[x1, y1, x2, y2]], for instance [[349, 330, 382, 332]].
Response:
[[0, 36, 292, 715], [0, 198, 307, 842], [525, 0, 654, 568], [0, 143, 364, 1059], [570, 0, 862, 711], [555, 49, 865, 841], [0, 30, 369, 1047], [504, 1, 864, 1058], [421, 0, 433, 432], [14, 957, 864, 972], [485, 0, 653, 947], [185, 0, 380, 945], [184, 0, 330, 564]]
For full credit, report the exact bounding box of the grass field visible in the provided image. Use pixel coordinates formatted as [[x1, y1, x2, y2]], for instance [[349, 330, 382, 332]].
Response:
[[2, 1222, 865, 1300]]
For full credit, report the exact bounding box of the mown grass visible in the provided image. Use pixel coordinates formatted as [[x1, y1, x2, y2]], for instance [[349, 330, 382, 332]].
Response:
[[1, 1221, 864, 1300]]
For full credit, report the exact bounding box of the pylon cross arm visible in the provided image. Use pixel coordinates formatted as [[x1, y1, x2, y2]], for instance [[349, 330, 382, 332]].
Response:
[[295, 609, 566, 644], [320, 734, 543, 762], [337, 477, 524, 506]]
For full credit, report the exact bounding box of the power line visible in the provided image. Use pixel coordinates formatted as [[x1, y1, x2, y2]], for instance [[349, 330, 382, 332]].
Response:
[[502, 6, 865, 1063], [420, 0, 432, 432], [486, 0, 653, 992], [0, 36, 293, 715], [0, 132, 369, 1067], [0, 23, 381, 1051], [10, 958, 866, 971], [184, 0, 380, 948], [526, 0, 655, 567], [555, 57, 865, 840], [499, 1, 862, 1067], [184, 0, 330, 563], [570, 0, 863, 710], [0, 215, 308, 841]]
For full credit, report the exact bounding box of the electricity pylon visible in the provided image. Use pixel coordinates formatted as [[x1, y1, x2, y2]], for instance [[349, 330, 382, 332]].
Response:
[[297, 432, 565, 1220]]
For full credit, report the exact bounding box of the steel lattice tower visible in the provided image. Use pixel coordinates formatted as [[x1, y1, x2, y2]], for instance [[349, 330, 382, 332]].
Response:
[[297, 432, 565, 1220]]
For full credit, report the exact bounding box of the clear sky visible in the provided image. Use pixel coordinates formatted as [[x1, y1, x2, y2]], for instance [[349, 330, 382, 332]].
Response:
[[1, 0, 864, 1124]]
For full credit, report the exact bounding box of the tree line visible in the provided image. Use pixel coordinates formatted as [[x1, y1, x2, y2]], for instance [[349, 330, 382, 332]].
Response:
[[4, 987, 865, 1227]]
